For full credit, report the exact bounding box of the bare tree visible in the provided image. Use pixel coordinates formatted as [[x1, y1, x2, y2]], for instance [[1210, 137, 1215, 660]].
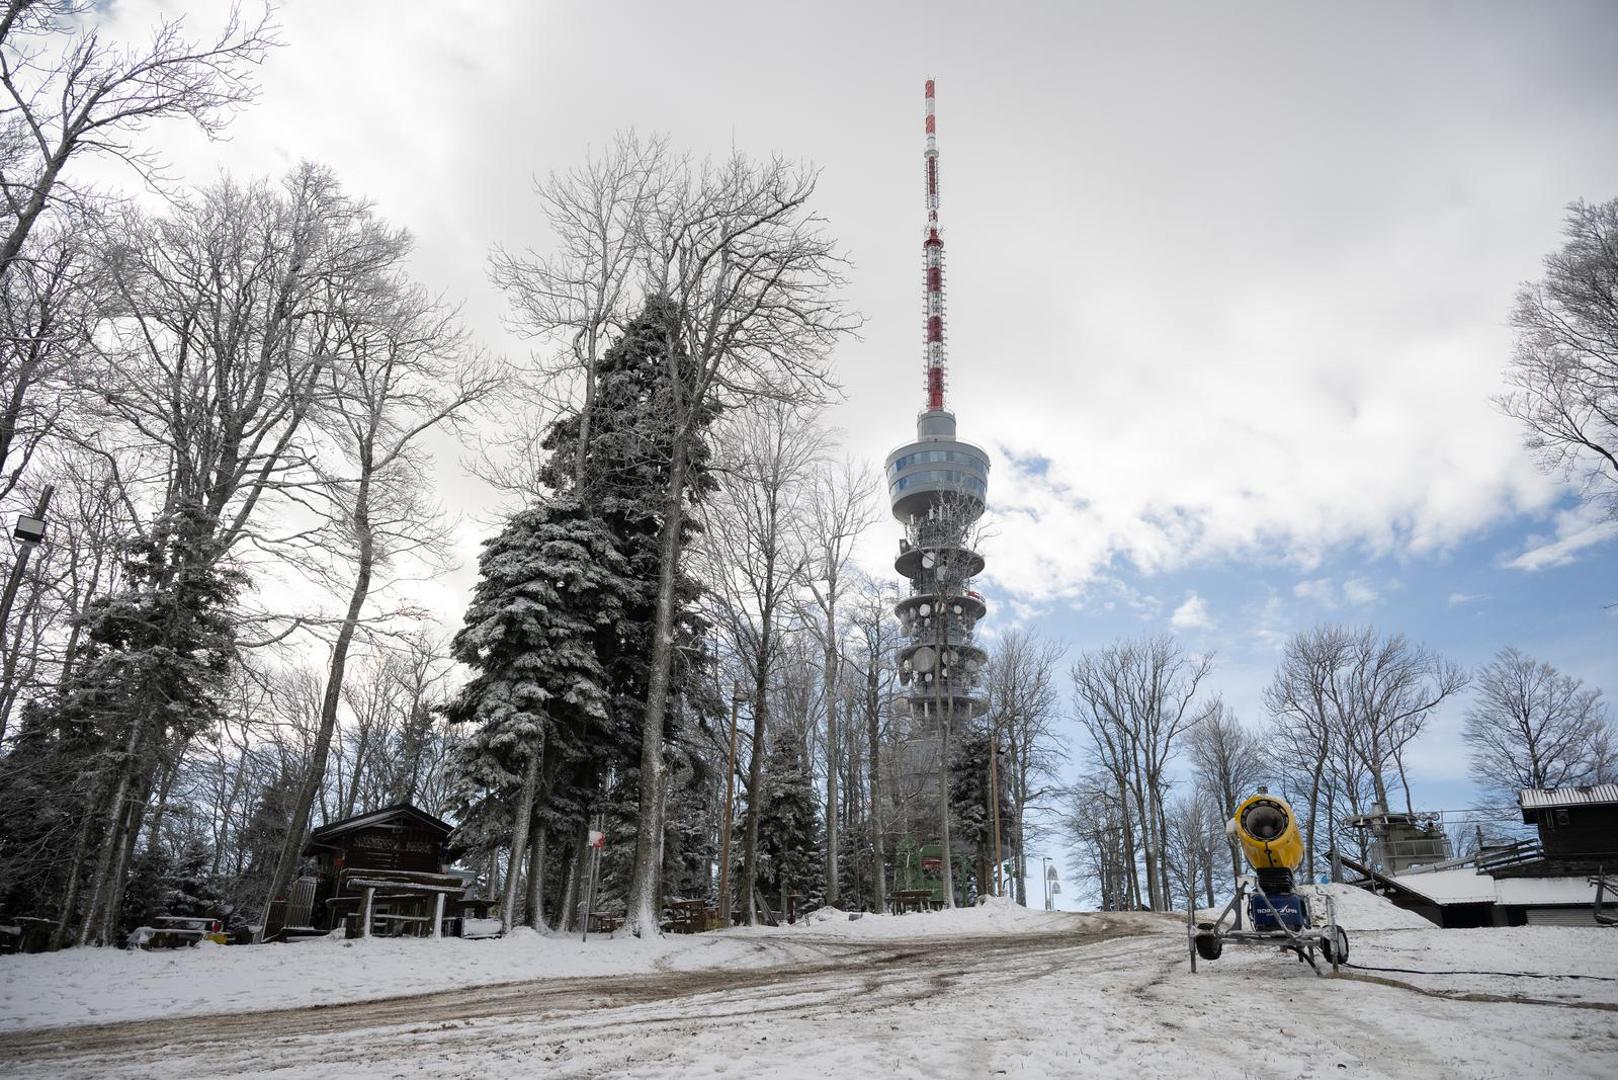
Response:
[[1069, 634, 1212, 911], [695, 400, 821, 924], [259, 279, 498, 924], [1499, 198, 1618, 524], [844, 573, 899, 913], [0, 2, 275, 280], [799, 455, 876, 907], [1338, 628, 1467, 814], [622, 151, 855, 935], [65, 165, 408, 945], [1063, 772, 1136, 911], [985, 627, 1065, 905], [1185, 697, 1267, 885], [1463, 647, 1611, 802], [1163, 789, 1221, 909], [485, 131, 669, 497]]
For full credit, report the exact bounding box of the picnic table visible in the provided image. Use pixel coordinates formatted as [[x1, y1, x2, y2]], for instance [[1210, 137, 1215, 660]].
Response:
[[589, 912, 622, 934], [891, 889, 934, 914], [667, 899, 717, 934]]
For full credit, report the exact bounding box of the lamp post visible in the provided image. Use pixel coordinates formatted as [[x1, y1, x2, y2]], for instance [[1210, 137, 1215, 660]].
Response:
[[0, 484, 53, 639], [717, 681, 747, 928]]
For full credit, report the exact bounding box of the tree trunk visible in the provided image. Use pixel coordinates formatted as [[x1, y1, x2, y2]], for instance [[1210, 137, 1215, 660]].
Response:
[[560, 824, 588, 932], [742, 675, 770, 926], [823, 629, 840, 908], [865, 665, 886, 914], [79, 720, 142, 945], [526, 826, 547, 930], [625, 443, 689, 935], [262, 478, 376, 923], [502, 746, 543, 932]]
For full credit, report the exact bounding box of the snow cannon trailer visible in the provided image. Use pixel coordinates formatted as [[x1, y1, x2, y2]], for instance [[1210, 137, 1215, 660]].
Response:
[[1187, 789, 1348, 977]]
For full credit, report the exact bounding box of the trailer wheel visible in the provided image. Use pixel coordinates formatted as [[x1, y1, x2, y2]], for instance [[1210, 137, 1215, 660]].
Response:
[[1194, 933, 1223, 961], [1321, 926, 1349, 965]]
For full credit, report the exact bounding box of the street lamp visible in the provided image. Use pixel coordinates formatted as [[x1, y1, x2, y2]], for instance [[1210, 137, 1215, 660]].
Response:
[[0, 485, 54, 637]]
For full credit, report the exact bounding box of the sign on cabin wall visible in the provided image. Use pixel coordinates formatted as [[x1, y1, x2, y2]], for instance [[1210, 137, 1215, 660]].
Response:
[[347, 826, 441, 871]]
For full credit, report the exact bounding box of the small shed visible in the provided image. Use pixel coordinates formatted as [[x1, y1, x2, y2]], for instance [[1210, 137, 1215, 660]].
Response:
[[1517, 785, 1618, 871], [289, 804, 474, 939]]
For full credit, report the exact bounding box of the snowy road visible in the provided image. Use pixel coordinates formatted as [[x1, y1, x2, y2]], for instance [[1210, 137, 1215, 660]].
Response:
[[3, 912, 1616, 1079]]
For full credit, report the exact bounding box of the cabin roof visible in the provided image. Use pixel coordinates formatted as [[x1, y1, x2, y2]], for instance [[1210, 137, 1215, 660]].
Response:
[[1518, 784, 1618, 819], [305, 803, 453, 852]]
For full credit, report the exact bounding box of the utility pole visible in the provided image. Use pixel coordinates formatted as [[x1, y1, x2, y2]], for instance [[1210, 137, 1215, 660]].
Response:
[[717, 682, 745, 927]]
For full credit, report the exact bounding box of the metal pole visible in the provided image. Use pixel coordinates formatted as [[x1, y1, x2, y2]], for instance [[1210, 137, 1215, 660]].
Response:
[[718, 687, 742, 927], [0, 485, 53, 638]]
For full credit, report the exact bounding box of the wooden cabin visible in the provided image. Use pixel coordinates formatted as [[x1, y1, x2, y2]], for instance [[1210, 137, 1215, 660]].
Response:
[[274, 804, 481, 939], [1517, 785, 1618, 872]]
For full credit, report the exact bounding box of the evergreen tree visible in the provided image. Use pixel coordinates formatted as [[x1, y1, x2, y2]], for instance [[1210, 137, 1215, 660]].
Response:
[[537, 297, 719, 924], [0, 506, 243, 942], [443, 497, 630, 927], [950, 724, 1014, 902], [756, 732, 823, 919]]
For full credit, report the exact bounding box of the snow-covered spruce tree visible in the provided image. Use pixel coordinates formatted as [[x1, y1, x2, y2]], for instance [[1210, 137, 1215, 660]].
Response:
[[443, 497, 630, 932], [533, 296, 718, 930], [30, 506, 244, 946], [756, 732, 823, 920]]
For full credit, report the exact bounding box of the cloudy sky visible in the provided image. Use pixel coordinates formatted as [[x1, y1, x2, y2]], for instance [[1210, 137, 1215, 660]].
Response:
[[108, 0, 1618, 832]]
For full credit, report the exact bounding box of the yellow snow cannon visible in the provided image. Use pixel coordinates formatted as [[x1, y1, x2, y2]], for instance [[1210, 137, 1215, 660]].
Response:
[[1232, 792, 1305, 878], [1187, 787, 1348, 975]]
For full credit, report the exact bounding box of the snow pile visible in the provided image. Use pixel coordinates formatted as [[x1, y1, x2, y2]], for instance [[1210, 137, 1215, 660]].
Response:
[[778, 895, 1072, 939], [1307, 883, 1433, 930], [0, 926, 782, 1033]]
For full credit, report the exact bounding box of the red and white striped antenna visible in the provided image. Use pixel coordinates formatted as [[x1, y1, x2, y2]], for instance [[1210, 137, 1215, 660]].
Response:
[[923, 78, 947, 412]]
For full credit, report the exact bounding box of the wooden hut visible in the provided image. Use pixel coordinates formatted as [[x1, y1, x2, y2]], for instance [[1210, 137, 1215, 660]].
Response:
[[288, 804, 474, 939]]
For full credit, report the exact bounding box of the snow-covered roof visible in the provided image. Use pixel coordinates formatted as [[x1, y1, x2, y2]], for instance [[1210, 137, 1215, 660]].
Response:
[[1518, 784, 1618, 811], [1389, 868, 1497, 904], [1388, 868, 1601, 907], [306, 803, 453, 844]]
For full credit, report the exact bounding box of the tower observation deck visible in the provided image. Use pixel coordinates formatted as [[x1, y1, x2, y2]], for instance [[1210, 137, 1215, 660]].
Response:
[[887, 79, 990, 904]]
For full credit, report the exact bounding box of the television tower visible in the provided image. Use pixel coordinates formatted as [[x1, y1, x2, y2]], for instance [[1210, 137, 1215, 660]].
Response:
[[886, 79, 990, 905]]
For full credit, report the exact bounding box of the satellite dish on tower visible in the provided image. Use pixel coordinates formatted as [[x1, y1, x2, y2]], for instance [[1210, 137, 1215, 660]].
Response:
[[921, 551, 936, 569], [911, 646, 937, 673]]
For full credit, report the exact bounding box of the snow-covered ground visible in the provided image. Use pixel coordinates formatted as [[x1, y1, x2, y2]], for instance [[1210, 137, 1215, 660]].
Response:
[[2, 891, 1615, 1079], [0, 898, 1062, 1032], [0, 923, 794, 1032]]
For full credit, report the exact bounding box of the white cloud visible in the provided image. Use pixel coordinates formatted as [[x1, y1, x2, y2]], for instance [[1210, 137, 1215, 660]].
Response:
[[88, 0, 1617, 617], [1503, 506, 1618, 572], [1341, 577, 1381, 607], [1293, 578, 1337, 607], [1170, 592, 1215, 630], [1447, 591, 1489, 607]]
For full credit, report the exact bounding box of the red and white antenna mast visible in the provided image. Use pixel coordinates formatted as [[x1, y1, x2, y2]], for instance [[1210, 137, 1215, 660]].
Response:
[[923, 78, 947, 412]]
